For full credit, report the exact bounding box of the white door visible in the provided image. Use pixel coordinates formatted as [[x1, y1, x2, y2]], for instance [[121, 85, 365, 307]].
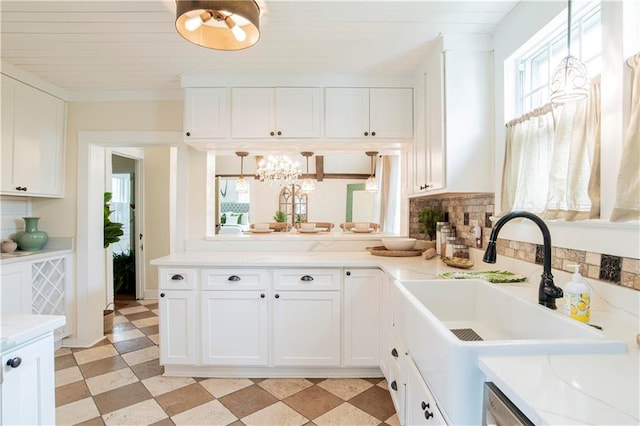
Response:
[[184, 88, 228, 139], [231, 88, 275, 138], [275, 88, 322, 138], [343, 269, 380, 366], [201, 290, 268, 365], [406, 357, 448, 425], [424, 54, 445, 191], [272, 290, 341, 366], [159, 290, 196, 365], [325, 88, 370, 138], [370, 88, 414, 139]]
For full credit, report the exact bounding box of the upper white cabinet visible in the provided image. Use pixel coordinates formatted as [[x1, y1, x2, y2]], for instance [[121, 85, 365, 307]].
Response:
[[1, 75, 65, 198], [183, 88, 229, 140], [325, 88, 413, 139], [410, 37, 493, 195], [231, 87, 322, 139]]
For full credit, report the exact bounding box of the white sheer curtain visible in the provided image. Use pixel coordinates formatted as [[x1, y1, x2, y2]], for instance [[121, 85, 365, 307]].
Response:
[[373, 155, 401, 233], [501, 78, 601, 219], [610, 54, 640, 221]]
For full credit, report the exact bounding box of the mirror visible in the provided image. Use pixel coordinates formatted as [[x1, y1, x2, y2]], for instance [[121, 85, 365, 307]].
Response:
[[279, 185, 308, 224]]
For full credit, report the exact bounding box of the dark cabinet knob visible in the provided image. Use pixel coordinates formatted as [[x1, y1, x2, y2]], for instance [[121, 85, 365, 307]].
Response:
[[275, 294, 280, 299], [390, 380, 398, 391], [170, 274, 184, 281], [160, 292, 165, 297], [228, 275, 241, 282], [277, 131, 282, 136], [15, 186, 27, 191], [270, 131, 275, 136], [371, 131, 376, 136], [364, 131, 369, 136], [420, 184, 432, 190], [421, 401, 429, 410], [346, 271, 351, 276], [6, 357, 22, 368], [260, 293, 265, 298], [425, 410, 434, 420], [391, 348, 398, 358], [185, 131, 191, 137]]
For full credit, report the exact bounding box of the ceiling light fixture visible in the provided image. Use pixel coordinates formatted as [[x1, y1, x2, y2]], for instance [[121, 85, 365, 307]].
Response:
[[300, 152, 315, 193], [235, 151, 249, 193], [365, 151, 379, 193], [175, 0, 260, 50], [257, 155, 301, 186], [549, 0, 589, 104]]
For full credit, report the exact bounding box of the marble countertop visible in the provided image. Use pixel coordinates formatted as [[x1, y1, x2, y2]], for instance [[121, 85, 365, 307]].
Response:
[[151, 248, 640, 424], [0, 248, 73, 265], [1, 314, 66, 352]]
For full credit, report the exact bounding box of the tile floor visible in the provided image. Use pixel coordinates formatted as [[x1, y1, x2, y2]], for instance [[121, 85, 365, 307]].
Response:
[[55, 298, 399, 425]]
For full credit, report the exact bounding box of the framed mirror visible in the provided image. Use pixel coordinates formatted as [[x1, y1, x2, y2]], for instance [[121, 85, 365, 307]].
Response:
[[279, 184, 308, 224]]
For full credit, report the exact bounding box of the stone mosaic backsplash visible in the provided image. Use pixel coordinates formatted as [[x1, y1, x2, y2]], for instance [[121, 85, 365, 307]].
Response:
[[409, 193, 640, 291]]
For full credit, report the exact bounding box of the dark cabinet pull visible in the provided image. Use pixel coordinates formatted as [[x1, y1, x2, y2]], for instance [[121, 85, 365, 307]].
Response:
[[390, 380, 398, 391], [364, 131, 369, 136], [6, 357, 21, 368], [421, 401, 429, 410], [300, 275, 314, 282], [170, 274, 184, 281], [275, 294, 280, 299], [270, 131, 275, 136], [260, 293, 265, 298], [346, 271, 351, 276], [15, 186, 27, 191], [185, 131, 191, 137], [160, 292, 165, 297], [371, 131, 376, 136], [228, 275, 241, 282], [277, 131, 282, 136], [425, 410, 434, 420], [420, 184, 431, 190], [391, 348, 398, 358]]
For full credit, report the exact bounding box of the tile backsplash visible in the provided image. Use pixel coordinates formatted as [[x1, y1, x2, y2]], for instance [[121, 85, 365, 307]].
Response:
[[409, 193, 640, 291]]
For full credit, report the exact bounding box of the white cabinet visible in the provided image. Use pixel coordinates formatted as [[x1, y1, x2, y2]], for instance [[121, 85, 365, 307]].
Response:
[[410, 37, 493, 195], [325, 88, 413, 139], [343, 268, 380, 366], [1, 75, 65, 197], [183, 88, 229, 140], [158, 269, 197, 366], [378, 273, 392, 377], [386, 332, 407, 425], [201, 290, 268, 365], [1, 333, 56, 426], [406, 357, 448, 425], [0, 262, 31, 316], [231, 87, 322, 138], [272, 290, 341, 366]]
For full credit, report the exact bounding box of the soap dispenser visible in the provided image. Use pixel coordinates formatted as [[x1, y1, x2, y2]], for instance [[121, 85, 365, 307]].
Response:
[[563, 265, 591, 323]]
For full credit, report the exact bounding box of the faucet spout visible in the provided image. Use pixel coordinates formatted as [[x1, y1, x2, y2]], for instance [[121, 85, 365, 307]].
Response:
[[482, 211, 563, 309]]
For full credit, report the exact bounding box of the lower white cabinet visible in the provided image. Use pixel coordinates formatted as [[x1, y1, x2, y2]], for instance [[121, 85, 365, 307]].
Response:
[[201, 290, 268, 365], [0, 262, 31, 315], [1, 333, 56, 425], [406, 357, 448, 425], [159, 289, 197, 365], [272, 290, 341, 366], [343, 268, 380, 366]]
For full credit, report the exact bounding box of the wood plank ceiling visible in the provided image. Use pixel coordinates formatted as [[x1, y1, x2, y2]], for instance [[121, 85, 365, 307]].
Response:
[[0, 1, 518, 96]]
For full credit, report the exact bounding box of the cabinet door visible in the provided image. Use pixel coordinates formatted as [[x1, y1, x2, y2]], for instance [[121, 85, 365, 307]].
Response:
[[1, 333, 56, 426], [201, 291, 268, 365], [378, 273, 392, 376], [272, 290, 341, 366], [159, 290, 197, 365], [275, 88, 322, 138], [406, 357, 448, 425], [231, 88, 275, 138], [184, 88, 228, 139], [343, 269, 380, 366], [370, 88, 414, 139], [1, 76, 65, 197], [0, 262, 32, 315], [424, 55, 445, 191], [325, 88, 370, 138]]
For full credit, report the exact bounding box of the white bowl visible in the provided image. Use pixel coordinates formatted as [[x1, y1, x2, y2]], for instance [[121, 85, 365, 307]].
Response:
[[381, 238, 416, 251]]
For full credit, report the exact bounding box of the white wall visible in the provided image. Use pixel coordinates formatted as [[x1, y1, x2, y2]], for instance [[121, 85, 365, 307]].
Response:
[[0, 196, 31, 240]]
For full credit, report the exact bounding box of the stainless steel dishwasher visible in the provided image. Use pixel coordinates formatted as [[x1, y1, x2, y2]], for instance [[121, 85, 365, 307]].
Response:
[[482, 382, 534, 426]]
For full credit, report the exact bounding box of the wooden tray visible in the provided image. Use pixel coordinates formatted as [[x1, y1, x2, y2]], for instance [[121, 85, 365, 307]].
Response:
[[367, 246, 425, 257], [441, 256, 475, 269]]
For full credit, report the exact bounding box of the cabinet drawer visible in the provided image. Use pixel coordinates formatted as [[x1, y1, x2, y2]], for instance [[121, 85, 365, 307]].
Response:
[[201, 268, 269, 290], [158, 268, 197, 290], [273, 268, 341, 290]]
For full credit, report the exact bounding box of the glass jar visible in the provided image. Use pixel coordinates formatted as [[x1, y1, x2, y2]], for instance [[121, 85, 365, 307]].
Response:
[[452, 244, 469, 259], [440, 227, 454, 257], [445, 236, 457, 258], [435, 222, 448, 255]]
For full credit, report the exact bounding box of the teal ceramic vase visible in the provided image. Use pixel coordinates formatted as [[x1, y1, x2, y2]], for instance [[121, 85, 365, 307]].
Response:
[[15, 217, 48, 251]]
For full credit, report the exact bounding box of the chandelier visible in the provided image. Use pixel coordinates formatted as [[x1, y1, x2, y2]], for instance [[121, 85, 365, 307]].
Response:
[[256, 155, 301, 185]]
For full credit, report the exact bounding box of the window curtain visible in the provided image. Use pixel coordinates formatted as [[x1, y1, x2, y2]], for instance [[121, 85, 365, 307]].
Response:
[[610, 53, 640, 221], [373, 155, 400, 234], [500, 77, 601, 219]]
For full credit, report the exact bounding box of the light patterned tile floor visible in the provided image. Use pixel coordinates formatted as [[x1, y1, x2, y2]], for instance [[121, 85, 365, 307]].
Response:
[[56, 298, 398, 425]]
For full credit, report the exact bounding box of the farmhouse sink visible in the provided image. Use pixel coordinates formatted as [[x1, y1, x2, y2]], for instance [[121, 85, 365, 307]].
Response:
[[393, 279, 627, 425]]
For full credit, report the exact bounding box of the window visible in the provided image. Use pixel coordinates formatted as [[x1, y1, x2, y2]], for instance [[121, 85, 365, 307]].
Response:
[[517, 3, 601, 115]]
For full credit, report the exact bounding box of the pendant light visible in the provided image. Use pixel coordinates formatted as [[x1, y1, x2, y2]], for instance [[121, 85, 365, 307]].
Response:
[[300, 152, 315, 193], [235, 151, 249, 193], [175, 0, 260, 51], [549, 0, 589, 104], [365, 151, 379, 193]]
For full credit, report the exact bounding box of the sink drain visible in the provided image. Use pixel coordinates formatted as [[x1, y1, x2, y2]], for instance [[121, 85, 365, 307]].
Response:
[[450, 328, 483, 342]]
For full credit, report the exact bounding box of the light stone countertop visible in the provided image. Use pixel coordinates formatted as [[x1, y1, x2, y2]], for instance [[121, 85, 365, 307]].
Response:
[[151, 248, 640, 424], [0, 314, 66, 352]]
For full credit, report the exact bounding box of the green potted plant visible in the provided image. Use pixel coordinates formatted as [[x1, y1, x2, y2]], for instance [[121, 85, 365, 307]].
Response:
[[103, 192, 124, 333], [273, 210, 287, 222], [418, 206, 444, 241]]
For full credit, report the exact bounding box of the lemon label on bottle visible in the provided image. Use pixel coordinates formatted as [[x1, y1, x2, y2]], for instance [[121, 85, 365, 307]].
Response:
[[569, 293, 590, 322]]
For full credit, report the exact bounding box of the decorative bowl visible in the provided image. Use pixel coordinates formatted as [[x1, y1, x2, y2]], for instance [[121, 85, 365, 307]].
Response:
[[381, 238, 417, 251]]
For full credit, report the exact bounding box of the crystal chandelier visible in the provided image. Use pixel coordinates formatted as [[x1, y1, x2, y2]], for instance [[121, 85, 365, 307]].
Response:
[[256, 155, 301, 185]]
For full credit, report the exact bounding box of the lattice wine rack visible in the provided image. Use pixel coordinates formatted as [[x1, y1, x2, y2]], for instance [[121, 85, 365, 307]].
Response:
[[31, 257, 67, 339]]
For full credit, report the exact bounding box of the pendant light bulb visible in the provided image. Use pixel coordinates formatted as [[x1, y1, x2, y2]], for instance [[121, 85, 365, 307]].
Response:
[[300, 152, 315, 193], [365, 151, 379, 193], [224, 16, 247, 42], [235, 151, 250, 194], [185, 11, 211, 32]]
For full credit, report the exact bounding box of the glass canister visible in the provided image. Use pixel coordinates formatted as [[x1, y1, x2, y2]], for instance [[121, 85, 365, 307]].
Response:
[[435, 222, 448, 255], [440, 227, 454, 257], [445, 236, 457, 258], [452, 244, 469, 259]]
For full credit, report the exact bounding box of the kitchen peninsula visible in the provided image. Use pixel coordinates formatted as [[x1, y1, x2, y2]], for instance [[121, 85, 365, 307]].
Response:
[[151, 248, 640, 425]]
